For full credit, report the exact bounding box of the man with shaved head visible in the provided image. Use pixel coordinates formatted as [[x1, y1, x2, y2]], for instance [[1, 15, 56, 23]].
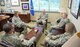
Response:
[[37, 10, 48, 25]]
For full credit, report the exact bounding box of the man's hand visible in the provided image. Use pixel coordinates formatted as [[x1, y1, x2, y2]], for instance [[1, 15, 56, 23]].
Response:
[[51, 25, 60, 29], [19, 34, 24, 40], [50, 36, 58, 40]]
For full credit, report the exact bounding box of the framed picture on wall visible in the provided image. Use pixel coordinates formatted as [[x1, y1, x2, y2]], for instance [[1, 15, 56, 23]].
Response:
[[71, 0, 80, 19], [21, 0, 29, 2], [68, 0, 72, 9], [22, 3, 29, 10], [6, 0, 11, 4], [11, 0, 20, 6], [0, 0, 5, 6], [5, 0, 11, 8]]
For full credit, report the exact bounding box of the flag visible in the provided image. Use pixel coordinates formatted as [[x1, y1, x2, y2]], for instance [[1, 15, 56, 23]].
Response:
[[30, 0, 34, 16]]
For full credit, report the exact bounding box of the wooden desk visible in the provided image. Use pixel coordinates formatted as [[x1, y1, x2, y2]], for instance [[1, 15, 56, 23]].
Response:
[[25, 25, 44, 40], [3, 13, 31, 23], [0, 16, 10, 21], [0, 15, 10, 31], [3, 13, 14, 18], [25, 29, 38, 40], [24, 25, 44, 47], [19, 13, 31, 23]]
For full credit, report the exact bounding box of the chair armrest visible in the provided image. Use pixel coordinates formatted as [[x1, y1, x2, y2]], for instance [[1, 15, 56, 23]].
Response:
[[0, 41, 13, 47]]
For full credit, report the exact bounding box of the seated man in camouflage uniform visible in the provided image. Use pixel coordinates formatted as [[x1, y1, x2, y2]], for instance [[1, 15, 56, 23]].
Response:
[[12, 11, 31, 34], [46, 12, 70, 35], [51, 12, 70, 29], [1, 23, 36, 47], [44, 23, 76, 47], [37, 9, 48, 24]]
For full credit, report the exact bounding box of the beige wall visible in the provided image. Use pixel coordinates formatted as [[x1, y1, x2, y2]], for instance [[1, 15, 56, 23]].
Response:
[[0, 0, 68, 22], [60, 0, 68, 13]]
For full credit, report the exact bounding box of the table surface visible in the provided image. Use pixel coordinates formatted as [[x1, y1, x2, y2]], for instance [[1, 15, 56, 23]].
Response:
[[0, 15, 10, 21], [25, 29, 38, 40], [25, 26, 43, 40]]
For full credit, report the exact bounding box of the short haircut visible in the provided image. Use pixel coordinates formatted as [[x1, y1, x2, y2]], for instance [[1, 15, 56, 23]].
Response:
[[66, 23, 75, 32], [3, 23, 13, 33], [14, 11, 19, 15]]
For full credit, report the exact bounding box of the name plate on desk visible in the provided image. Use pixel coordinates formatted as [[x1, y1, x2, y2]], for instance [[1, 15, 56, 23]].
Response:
[[34, 28, 38, 33]]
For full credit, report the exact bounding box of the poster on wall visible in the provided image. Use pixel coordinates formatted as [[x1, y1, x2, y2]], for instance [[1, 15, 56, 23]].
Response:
[[0, 0, 5, 6], [71, 0, 80, 19], [5, 0, 11, 8], [22, 3, 29, 10], [11, 0, 20, 6]]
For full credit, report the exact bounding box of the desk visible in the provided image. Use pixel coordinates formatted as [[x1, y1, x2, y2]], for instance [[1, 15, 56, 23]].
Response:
[[25, 26, 44, 47], [3, 13, 31, 23], [25, 25, 44, 40], [0, 15, 10, 31], [25, 29, 37, 40], [3, 13, 14, 18]]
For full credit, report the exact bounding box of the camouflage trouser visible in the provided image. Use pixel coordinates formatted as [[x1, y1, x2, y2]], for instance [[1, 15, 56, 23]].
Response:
[[20, 23, 28, 35]]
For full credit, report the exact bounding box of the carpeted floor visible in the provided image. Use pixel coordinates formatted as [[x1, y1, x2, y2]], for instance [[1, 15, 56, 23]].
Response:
[[36, 23, 51, 47], [27, 21, 51, 47], [0, 22, 51, 47]]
